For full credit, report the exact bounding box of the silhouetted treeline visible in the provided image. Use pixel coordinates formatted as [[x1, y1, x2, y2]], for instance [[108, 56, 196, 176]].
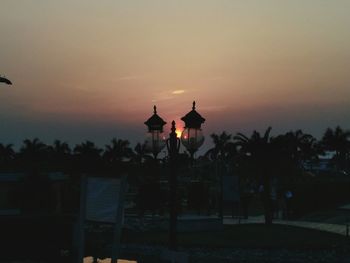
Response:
[[204, 126, 350, 224], [0, 138, 152, 173], [0, 126, 349, 224], [0, 126, 348, 173]]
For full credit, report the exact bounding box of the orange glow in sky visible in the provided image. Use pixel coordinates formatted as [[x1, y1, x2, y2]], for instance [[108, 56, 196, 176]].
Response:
[[0, 1, 350, 148]]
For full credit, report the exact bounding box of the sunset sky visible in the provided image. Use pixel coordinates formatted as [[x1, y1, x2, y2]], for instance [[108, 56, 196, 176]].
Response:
[[1, 1, 350, 151]]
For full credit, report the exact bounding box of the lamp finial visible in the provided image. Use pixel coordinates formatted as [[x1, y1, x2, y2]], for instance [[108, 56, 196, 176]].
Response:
[[171, 120, 176, 133]]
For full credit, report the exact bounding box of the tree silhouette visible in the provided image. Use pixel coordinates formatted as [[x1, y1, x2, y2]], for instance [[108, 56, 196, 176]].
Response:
[[74, 141, 102, 157], [272, 130, 316, 170], [299, 136, 323, 171], [20, 138, 47, 157], [234, 127, 274, 224], [19, 138, 48, 171], [50, 140, 71, 155], [48, 140, 72, 171], [205, 131, 233, 161], [321, 126, 350, 171], [103, 138, 133, 163], [133, 142, 152, 164], [205, 131, 239, 218], [0, 125, 347, 223], [0, 143, 15, 170], [74, 141, 103, 172]]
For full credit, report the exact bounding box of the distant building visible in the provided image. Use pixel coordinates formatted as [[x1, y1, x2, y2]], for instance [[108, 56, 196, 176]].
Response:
[[302, 151, 337, 175]]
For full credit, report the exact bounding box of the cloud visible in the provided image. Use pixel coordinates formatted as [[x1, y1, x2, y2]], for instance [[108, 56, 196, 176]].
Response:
[[152, 89, 187, 103], [172, 90, 185, 95]]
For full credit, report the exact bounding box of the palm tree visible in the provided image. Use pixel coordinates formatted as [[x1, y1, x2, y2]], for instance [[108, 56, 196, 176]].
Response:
[[234, 127, 274, 224], [133, 142, 152, 164], [49, 140, 71, 155], [103, 138, 133, 163], [234, 127, 272, 157], [19, 138, 48, 170], [74, 141, 103, 172], [299, 137, 323, 171], [20, 138, 47, 153], [48, 140, 72, 171], [205, 131, 237, 218], [0, 143, 15, 169], [20, 138, 47, 156], [272, 130, 316, 169], [321, 126, 350, 171], [205, 131, 233, 161], [74, 141, 102, 158]]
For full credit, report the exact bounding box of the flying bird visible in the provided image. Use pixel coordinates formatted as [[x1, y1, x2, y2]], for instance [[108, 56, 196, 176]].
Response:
[[0, 76, 12, 85]]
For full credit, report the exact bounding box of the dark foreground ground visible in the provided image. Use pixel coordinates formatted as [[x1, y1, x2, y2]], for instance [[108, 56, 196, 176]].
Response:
[[2, 222, 350, 262], [85, 224, 350, 263], [120, 245, 350, 263]]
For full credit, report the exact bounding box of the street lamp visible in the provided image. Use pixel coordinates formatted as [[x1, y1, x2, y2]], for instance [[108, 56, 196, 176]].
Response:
[[166, 120, 181, 249], [144, 106, 167, 159], [181, 101, 206, 160], [144, 101, 205, 249]]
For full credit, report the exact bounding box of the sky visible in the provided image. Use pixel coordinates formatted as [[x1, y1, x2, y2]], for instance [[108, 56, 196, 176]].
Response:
[[1, 0, 350, 152]]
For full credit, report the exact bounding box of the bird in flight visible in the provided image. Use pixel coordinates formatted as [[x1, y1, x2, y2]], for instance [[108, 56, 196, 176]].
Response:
[[0, 76, 12, 85]]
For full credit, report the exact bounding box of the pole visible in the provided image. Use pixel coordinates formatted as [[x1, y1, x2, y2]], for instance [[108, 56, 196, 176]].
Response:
[[111, 174, 128, 263], [166, 121, 180, 250], [77, 174, 87, 263], [217, 159, 223, 220]]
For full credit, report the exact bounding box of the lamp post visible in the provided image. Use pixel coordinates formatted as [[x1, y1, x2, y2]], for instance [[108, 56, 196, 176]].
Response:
[[144, 106, 167, 159], [166, 121, 180, 249], [144, 101, 205, 249], [180, 101, 206, 160]]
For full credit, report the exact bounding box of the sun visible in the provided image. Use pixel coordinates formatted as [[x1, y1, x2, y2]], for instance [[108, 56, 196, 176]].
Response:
[[175, 129, 182, 138]]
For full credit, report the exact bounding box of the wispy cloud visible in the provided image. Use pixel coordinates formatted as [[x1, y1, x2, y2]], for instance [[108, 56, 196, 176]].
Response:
[[152, 89, 187, 102], [172, 89, 185, 95]]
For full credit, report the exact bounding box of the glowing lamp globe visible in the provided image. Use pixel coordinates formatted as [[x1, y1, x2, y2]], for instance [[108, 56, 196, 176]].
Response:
[[145, 131, 166, 155], [181, 127, 204, 152]]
